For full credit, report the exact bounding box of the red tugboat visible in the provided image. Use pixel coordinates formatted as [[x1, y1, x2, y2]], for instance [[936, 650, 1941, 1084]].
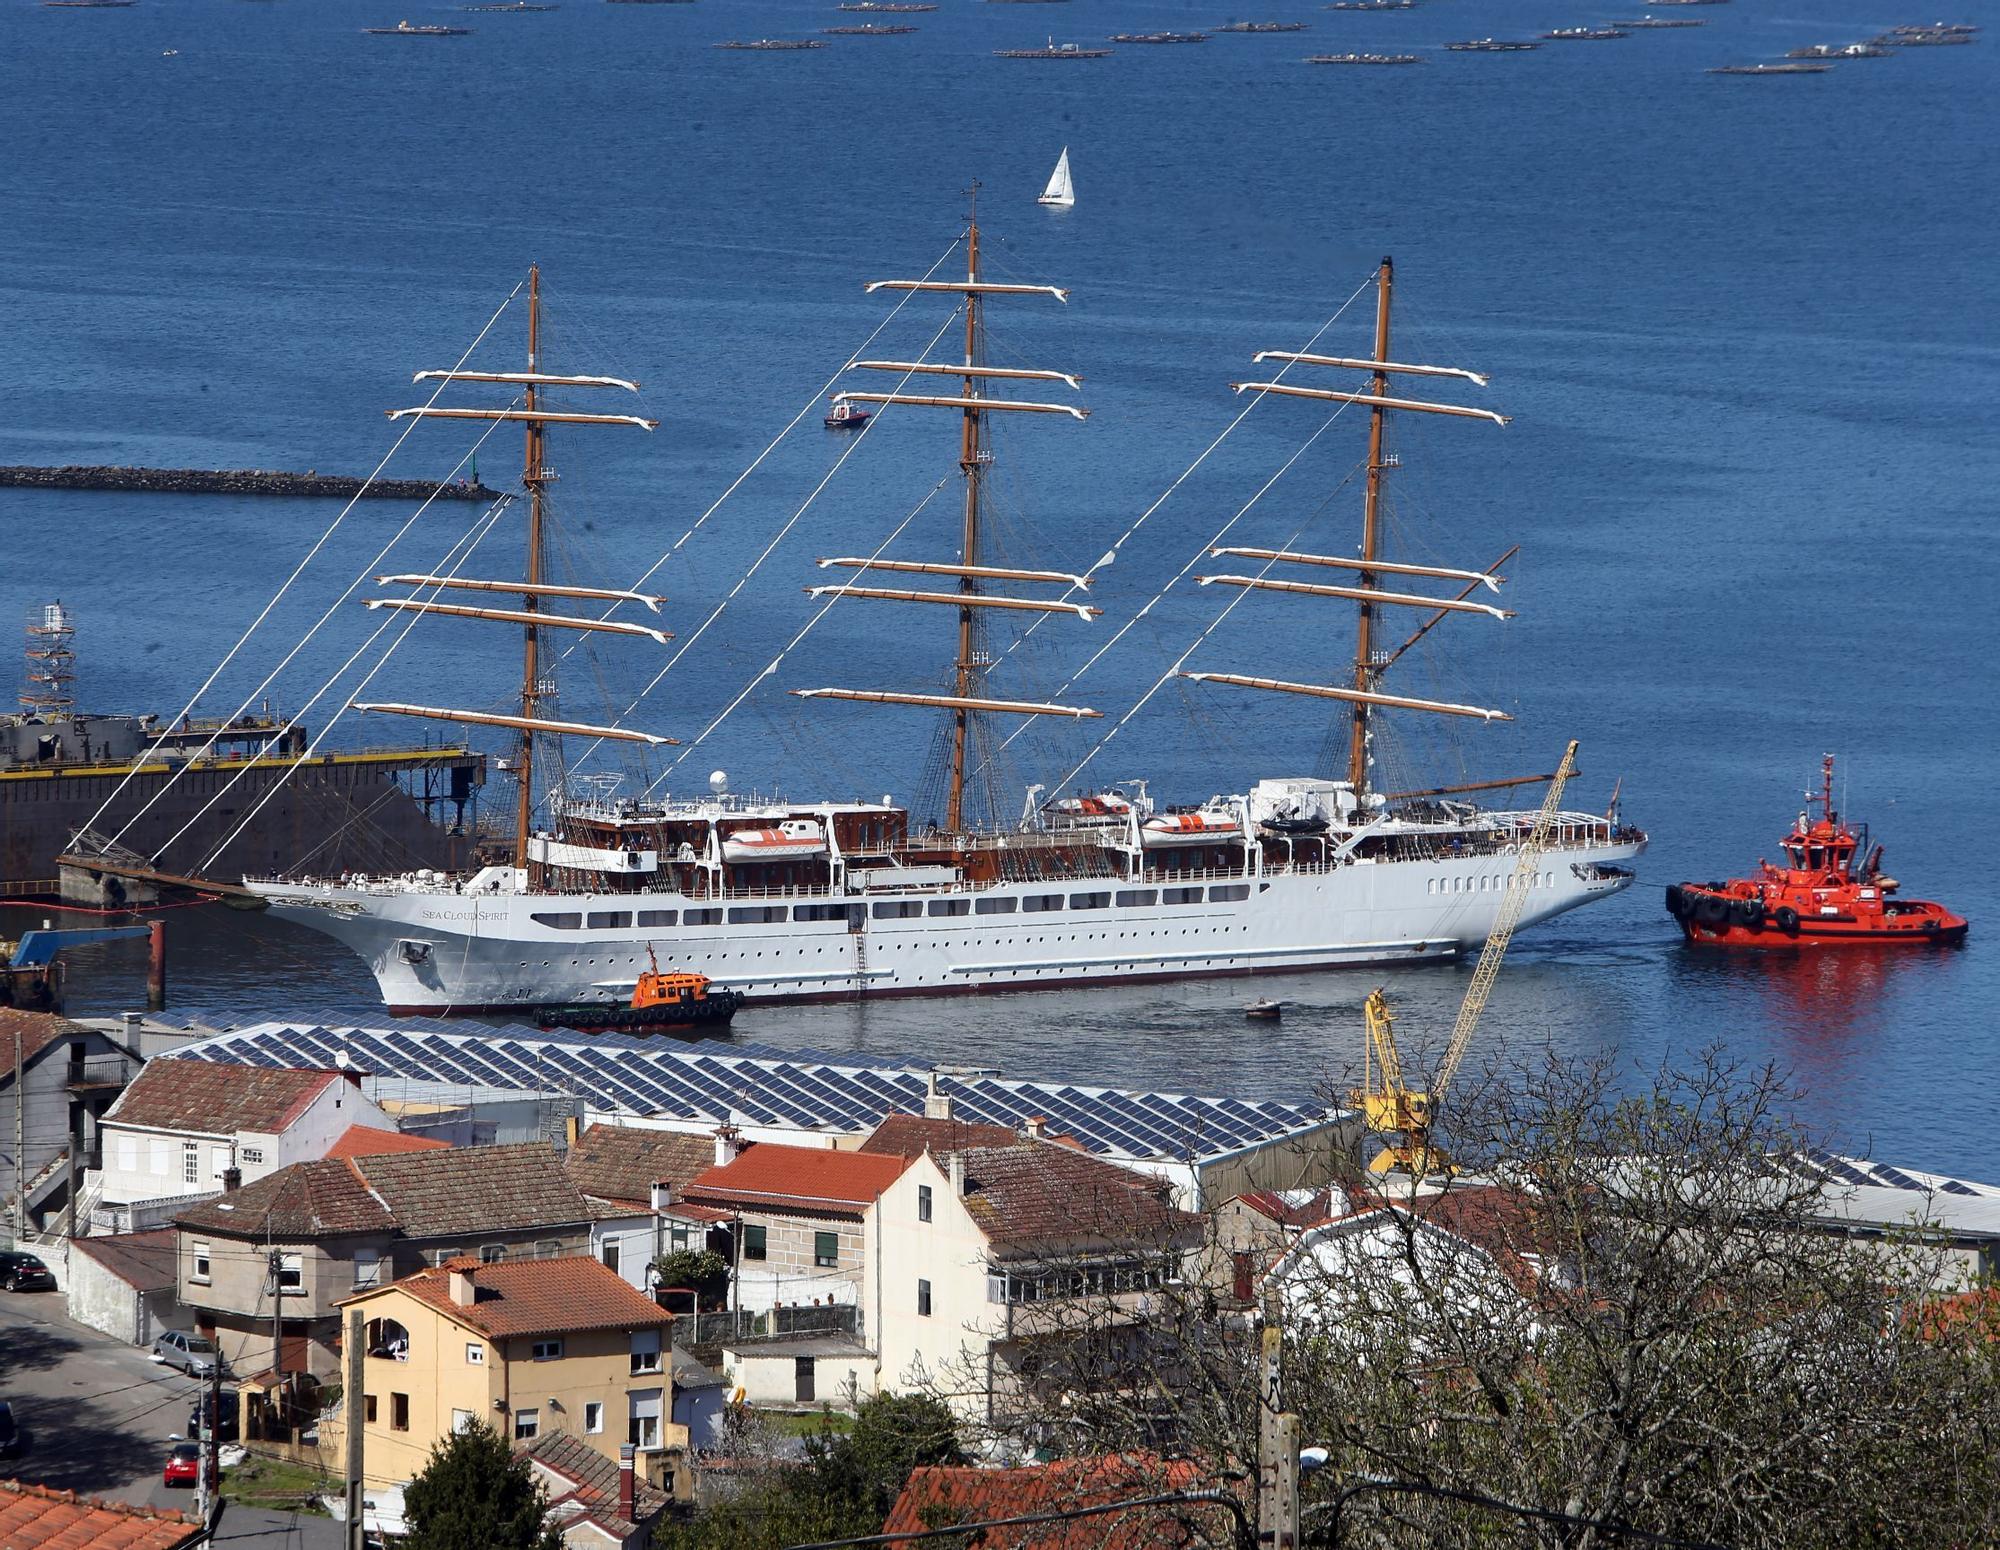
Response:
[[1667, 755, 1967, 948]]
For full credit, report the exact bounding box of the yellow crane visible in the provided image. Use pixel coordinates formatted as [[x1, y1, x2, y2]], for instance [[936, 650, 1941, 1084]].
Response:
[[1354, 739, 1580, 1177]]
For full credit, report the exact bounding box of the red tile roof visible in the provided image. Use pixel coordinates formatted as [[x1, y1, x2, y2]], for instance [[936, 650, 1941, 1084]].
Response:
[[326, 1124, 451, 1160], [0, 1481, 201, 1550], [0, 1009, 98, 1077], [68, 1229, 178, 1292], [564, 1124, 718, 1208], [861, 1113, 1041, 1158], [366, 1254, 675, 1339], [176, 1157, 396, 1238], [883, 1456, 1222, 1550], [108, 1059, 339, 1136], [684, 1142, 910, 1216], [1232, 1188, 1336, 1229], [523, 1432, 668, 1539], [355, 1141, 594, 1238], [952, 1145, 1201, 1254]]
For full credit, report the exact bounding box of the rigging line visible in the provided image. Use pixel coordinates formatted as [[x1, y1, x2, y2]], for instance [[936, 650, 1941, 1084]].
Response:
[[1046, 407, 1359, 798], [113, 404, 518, 862], [184, 483, 514, 873], [552, 234, 965, 663], [650, 471, 954, 788], [76, 280, 523, 845], [969, 270, 1376, 762], [564, 305, 965, 774]]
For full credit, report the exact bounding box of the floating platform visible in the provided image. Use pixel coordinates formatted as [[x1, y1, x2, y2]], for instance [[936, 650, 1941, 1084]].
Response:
[[1709, 61, 1829, 73], [363, 22, 472, 33], [1788, 42, 1889, 57], [995, 41, 1111, 55], [714, 37, 825, 48], [1307, 51, 1423, 62], [1613, 17, 1704, 26], [837, 2, 936, 10], [823, 22, 917, 32], [1446, 37, 1541, 50], [0, 465, 501, 501], [1543, 27, 1627, 39], [1109, 31, 1208, 42], [1214, 20, 1308, 31]]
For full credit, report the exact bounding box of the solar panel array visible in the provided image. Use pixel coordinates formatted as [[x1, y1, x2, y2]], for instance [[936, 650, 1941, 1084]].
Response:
[[159, 1017, 1336, 1164], [1798, 1146, 1998, 1198]]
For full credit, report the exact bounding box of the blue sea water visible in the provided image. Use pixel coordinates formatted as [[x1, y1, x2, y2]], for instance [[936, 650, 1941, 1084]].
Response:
[[3, 0, 1996, 1170]]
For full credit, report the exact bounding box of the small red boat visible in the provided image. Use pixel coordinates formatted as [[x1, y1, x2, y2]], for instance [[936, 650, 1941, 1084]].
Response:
[[825, 400, 872, 429], [1668, 755, 1967, 948]]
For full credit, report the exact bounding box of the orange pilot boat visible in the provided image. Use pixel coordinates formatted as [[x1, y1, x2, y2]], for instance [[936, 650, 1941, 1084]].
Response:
[[539, 951, 743, 1033], [1667, 755, 1967, 948]]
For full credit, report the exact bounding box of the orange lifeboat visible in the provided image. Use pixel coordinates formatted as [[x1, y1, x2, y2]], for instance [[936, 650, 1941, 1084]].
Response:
[[719, 819, 827, 863], [1667, 755, 1966, 949], [1141, 806, 1242, 847]]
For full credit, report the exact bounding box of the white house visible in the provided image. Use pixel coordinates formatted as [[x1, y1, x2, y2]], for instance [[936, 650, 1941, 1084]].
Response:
[[89, 1057, 390, 1230]]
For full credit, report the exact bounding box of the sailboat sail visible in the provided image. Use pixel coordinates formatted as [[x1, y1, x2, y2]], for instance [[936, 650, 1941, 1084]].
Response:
[[1039, 148, 1074, 208]]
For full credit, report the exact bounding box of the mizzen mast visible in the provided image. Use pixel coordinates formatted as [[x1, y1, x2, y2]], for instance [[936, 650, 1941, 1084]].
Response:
[[794, 196, 1096, 833], [1190, 257, 1513, 801], [364, 264, 660, 867]]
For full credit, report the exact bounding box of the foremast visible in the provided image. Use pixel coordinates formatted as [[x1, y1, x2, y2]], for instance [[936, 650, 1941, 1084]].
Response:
[[348, 265, 667, 873], [1185, 257, 1515, 806], [793, 197, 1099, 834]]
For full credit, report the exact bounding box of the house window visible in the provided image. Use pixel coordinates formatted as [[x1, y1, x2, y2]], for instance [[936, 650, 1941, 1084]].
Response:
[[451, 1409, 475, 1434], [584, 1401, 604, 1434], [917, 1185, 932, 1224], [353, 1250, 381, 1290], [630, 1330, 662, 1375], [391, 1393, 410, 1432], [536, 1240, 562, 1260], [363, 1395, 377, 1423], [918, 1278, 932, 1318], [743, 1225, 767, 1261], [277, 1253, 304, 1296], [191, 1243, 212, 1284], [480, 1245, 507, 1264], [433, 1247, 464, 1266], [514, 1408, 539, 1440], [531, 1338, 563, 1361], [628, 1388, 662, 1450], [670, 1224, 691, 1252], [182, 1143, 199, 1186], [240, 1147, 265, 1165], [466, 1343, 485, 1365], [814, 1231, 839, 1269], [602, 1240, 622, 1276]]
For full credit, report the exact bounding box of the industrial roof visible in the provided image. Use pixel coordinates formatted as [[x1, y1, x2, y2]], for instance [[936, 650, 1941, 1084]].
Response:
[[156, 1019, 1336, 1166]]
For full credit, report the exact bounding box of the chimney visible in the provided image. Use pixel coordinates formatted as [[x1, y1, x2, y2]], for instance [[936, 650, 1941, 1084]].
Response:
[[449, 1265, 476, 1306], [1024, 1116, 1047, 1141], [924, 1071, 953, 1122], [714, 1125, 742, 1168], [618, 1443, 636, 1521], [948, 1152, 967, 1198], [122, 1010, 143, 1032], [222, 1167, 242, 1193], [650, 1180, 673, 1213]]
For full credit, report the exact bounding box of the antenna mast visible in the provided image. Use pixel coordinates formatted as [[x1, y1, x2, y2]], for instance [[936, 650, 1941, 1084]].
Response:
[[1349, 257, 1394, 795], [517, 264, 547, 866], [949, 192, 985, 833]]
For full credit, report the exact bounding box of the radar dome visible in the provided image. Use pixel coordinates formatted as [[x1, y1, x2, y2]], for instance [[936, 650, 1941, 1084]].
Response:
[[709, 770, 729, 795]]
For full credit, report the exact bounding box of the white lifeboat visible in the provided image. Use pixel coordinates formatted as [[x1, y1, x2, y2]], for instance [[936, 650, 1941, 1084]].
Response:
[[1140, 807, 1242, 848], [720, 819, 828, 864], [1045, 790, 1133, 820]]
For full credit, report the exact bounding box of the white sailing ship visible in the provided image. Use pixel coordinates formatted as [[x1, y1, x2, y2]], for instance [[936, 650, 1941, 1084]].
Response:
[[243, 239, 1645, 1012], [1039, 148, 1075, 208]]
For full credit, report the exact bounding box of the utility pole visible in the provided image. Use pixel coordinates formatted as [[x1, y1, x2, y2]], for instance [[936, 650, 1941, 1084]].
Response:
[[196, 1355, 221, 1524], [344, 1307, 366, 1550], [12, 1032, 24, 1243], [269, 1249, 286, 1385], [1257, 1289, 1302, 1548]]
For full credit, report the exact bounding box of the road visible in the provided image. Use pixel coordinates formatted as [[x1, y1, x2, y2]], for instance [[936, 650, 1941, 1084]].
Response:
[[0, 1285, 202, 1508]]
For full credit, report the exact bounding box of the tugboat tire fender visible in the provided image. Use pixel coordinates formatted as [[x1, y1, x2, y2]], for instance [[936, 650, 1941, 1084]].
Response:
[[1694, 893, 1730, 926], [1664, 884, 1687, 917], [1774, 905, 1801, 934], [1734, 897, 1765, 929]]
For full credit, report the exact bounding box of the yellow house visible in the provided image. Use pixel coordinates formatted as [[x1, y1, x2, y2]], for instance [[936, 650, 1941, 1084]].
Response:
[[332, 1255, 684, 1490]]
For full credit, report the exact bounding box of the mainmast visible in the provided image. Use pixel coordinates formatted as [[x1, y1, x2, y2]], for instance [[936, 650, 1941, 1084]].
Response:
[[1350, 258, 1393, 794], [1186, 260, 1514, 806], [355, 267, 661, 872], [793, 200, 1098, 834], [949, 211, 986, 833]]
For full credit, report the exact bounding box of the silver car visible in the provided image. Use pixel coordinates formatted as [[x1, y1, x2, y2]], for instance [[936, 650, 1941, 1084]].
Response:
[[152, 1330, 227, 1377]]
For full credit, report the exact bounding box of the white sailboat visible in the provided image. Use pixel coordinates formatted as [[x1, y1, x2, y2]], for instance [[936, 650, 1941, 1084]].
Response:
[[1038, 147, 1075, 208]]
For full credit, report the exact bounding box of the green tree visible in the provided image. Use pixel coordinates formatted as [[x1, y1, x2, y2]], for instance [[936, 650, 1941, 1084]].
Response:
[[655, 1247, 730, 1311], [401, 1420, 564, 1550]]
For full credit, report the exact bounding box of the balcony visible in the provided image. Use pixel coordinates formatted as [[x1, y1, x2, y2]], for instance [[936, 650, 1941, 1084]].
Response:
[[65, 1056, 131, 1092]]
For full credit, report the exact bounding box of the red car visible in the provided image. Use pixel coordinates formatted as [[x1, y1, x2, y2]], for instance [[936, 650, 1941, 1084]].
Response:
[[163, 1442, 214, 1488]]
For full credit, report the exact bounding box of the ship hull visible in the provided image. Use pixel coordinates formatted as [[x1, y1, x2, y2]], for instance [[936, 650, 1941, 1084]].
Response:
[[252, 835, 1644, 1011]]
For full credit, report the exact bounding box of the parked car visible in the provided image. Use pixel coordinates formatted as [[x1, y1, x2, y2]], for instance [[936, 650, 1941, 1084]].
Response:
[[152, 1330, 228, 1377], [0, 1251, 55, 1293], [162, 1441, 214, 1488], [0, 1401, 20, 1459], [188, 1391, 239, 1443]]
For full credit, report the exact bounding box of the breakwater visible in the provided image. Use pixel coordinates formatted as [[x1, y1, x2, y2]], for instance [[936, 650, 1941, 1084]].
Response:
[[0, 465, 502, 501]]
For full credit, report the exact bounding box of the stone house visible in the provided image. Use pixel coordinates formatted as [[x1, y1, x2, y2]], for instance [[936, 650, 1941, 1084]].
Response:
[[172, 1140, 599, 1380]]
